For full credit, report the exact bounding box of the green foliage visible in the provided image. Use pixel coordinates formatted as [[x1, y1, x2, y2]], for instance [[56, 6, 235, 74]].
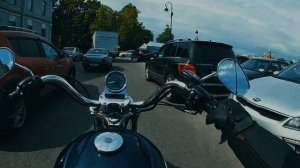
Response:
[[117, 4, 153, 50], [89, 4, 119, 32], [156, 25, 174, 43], [52, 1, 153, 52]]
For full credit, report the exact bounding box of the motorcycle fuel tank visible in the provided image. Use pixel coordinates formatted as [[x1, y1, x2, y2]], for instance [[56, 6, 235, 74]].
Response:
[[55, 129, 166, 168]]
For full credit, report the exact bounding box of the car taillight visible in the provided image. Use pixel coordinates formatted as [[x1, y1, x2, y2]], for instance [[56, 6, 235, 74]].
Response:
[[178, 63, 196, 74]]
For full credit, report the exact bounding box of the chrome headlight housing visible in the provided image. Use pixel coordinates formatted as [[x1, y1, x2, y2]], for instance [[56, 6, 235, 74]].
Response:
[[284, 117, 300, 131]]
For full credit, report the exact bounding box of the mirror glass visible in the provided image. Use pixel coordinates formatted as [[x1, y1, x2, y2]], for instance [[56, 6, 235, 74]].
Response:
[[217, 58, 249, 96], [0, 48, 15, 78]]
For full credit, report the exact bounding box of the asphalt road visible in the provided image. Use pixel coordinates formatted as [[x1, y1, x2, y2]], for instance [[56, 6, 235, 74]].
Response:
[[0, 57, 242, 168]]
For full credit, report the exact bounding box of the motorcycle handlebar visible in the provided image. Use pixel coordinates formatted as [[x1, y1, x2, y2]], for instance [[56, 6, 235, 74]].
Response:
[[39, 75, 189, 109], [40, 75, 101, 107], [129, 80, 189, 108]]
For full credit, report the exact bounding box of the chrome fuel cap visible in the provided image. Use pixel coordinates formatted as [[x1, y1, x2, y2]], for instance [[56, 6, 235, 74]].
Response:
[[94, 132, 123, 153]]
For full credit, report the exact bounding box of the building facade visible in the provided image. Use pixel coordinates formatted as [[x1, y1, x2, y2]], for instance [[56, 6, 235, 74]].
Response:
[[0, 0, 53, 40]]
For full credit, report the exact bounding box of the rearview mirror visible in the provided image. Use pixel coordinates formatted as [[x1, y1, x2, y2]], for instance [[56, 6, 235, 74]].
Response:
[[0, 47, 15, 78], [217, 58, 249, 96]]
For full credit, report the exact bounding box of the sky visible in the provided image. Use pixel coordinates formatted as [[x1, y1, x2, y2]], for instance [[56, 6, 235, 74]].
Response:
[[100, 0, 300, 60]]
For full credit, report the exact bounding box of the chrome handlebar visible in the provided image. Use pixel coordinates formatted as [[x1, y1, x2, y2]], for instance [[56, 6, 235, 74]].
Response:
[[41, 75, 101, 107], [40, 75, 189, 109]]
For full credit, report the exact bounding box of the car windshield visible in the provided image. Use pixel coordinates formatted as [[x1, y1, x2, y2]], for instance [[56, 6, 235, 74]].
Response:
[[87, 49, 107, 55], [241, 59, 270, 72], [276, 63, 300, 83]]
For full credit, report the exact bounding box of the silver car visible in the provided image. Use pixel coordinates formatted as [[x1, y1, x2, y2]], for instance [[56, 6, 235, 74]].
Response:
[[231, 62, 300, 153], [82, 48, 113, 71]]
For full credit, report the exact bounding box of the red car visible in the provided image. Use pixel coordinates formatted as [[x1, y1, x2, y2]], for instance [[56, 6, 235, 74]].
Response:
[[0, 26, 76, 135]]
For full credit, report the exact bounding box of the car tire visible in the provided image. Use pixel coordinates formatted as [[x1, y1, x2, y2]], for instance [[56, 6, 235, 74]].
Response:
[[145, 66, 152, 81], [0, 99, 28, 137], [165, 74, 184, 104], [9, 99, 27, 129]]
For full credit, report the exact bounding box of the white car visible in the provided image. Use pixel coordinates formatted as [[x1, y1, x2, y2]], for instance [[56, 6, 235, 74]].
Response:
[[231, 62, 300, 153], [119, 50, 134, 57]]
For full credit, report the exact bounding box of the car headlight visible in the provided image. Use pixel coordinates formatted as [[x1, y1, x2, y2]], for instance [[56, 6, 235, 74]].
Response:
[[284, 117, 300, 131]]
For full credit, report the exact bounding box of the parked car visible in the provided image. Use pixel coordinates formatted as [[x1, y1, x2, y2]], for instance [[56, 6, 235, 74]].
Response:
[[241, 58, 289, 80], [231, 62, 300, 153], [62, 47, 84, 61], [109, 51, 119, 59], [131, 43, 163, 62], [145, 39, 236, 100], [0, 26, 76, 135], [236, 55, 250, 64], [131, 49, 149, 61], [82, 48, 113, 71], [119, 50, 134, 57]]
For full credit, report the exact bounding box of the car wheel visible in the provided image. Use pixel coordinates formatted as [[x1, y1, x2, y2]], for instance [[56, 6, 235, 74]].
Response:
[[9, 100, 27, 128], [165, 74, 184, 104], [145, 66, 151, 81]]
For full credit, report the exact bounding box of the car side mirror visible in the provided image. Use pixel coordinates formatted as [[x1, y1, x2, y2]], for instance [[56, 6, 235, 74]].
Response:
[[217, 58, 249, 96], [0, 47, 15, 78]]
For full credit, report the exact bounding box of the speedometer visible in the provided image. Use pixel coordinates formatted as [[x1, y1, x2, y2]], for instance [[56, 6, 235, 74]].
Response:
[[105, 71, 127, 93]]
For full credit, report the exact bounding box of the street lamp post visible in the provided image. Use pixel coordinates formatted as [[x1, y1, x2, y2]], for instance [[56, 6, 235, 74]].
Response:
[[164, 2, 173, 36]]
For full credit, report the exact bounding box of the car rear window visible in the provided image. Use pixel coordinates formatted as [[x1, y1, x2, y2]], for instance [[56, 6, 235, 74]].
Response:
[[192, 43, 235, 63], [87, 48, 107, 54], [64, 47, 75, 51]]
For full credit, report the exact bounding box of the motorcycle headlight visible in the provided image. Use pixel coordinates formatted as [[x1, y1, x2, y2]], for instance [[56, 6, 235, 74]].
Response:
[[284, 117, 300, 131]]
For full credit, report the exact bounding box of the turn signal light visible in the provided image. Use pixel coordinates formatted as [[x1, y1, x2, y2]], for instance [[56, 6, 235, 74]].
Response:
[[178, 63, 196, 74]]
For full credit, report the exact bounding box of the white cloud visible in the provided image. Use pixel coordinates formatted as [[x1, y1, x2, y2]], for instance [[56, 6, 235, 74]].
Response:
[[100, 0, 300, 59]]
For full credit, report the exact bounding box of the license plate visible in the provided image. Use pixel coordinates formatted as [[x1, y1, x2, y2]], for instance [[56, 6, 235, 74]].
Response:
[[90, 64, 98, 66]]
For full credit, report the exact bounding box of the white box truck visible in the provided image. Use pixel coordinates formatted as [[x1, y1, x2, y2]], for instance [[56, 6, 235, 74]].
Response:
[[92, 31, 118, 58]]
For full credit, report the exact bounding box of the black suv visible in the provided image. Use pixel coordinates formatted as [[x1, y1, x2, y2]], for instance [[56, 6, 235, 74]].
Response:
[[145, 39, 236, 99]]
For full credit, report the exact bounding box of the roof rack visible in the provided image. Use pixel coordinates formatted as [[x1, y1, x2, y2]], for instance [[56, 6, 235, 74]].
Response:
[[0, 26, 39, 35], [167, 38, 192, 43]]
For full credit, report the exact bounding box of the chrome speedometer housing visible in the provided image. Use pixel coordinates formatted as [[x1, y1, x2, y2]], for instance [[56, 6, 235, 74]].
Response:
[[105, 71, 127, 93]]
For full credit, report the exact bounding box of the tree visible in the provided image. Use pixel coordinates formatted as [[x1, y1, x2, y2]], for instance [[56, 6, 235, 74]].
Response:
[[52, 1, 153, 51], [89, 4, 118, 33], [156, 25, 174, 43], [52, 0, 100, 51], [118, 4, 153, 50]]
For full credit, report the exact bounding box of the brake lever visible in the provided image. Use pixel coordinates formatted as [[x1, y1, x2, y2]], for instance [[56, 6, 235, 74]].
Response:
[[159, 101, 199, 115]]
